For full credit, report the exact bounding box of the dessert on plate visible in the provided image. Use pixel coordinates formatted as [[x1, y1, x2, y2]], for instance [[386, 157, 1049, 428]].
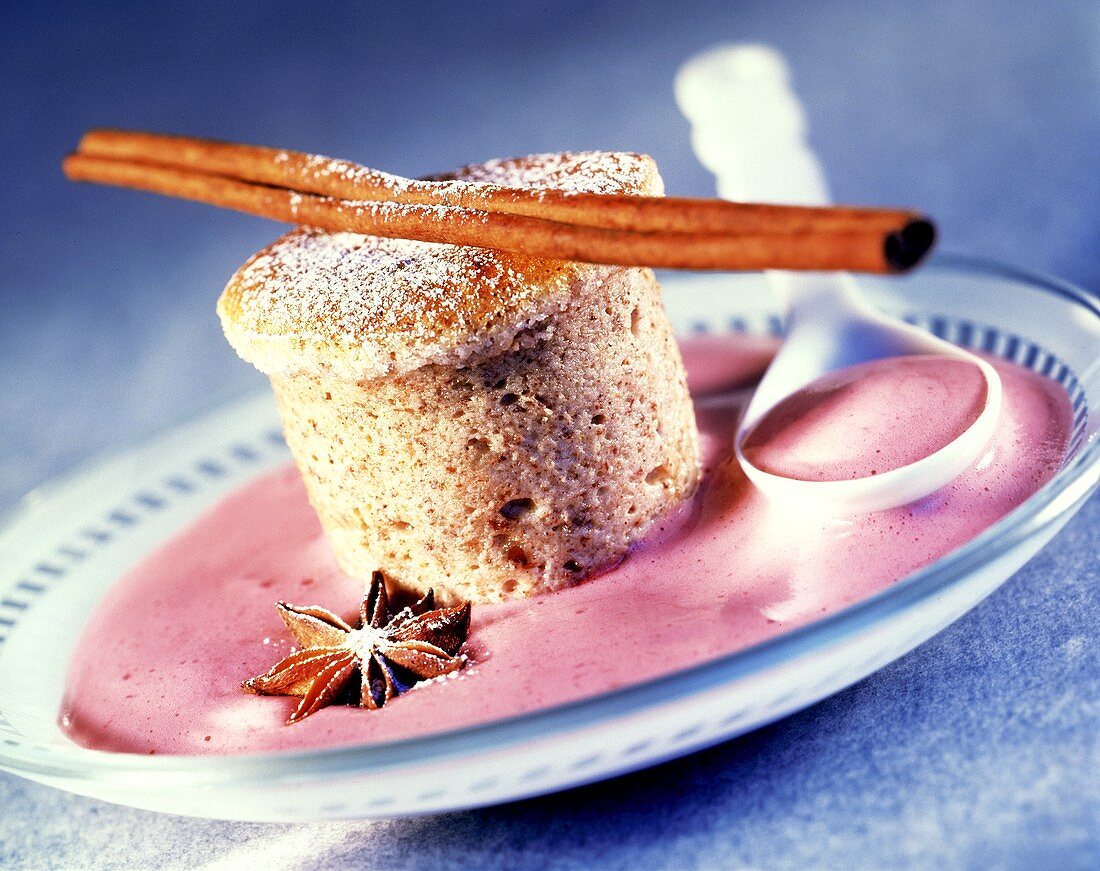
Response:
[[59, 130, 1074, 756], [218, 152, 701, 603]]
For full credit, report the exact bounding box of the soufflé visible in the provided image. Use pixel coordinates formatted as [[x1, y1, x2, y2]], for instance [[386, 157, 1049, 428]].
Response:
[[218, 152, 700, 603]]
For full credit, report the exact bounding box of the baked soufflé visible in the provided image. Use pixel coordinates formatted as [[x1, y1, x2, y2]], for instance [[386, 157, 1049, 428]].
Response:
[[218, 152, 700, 603]]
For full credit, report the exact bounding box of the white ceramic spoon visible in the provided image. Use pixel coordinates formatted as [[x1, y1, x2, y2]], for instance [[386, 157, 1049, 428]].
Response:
[[675, 44, 1002, 513]]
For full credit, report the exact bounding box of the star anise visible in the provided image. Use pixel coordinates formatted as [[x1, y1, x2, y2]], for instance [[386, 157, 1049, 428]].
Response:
[[243, 571, 471, 723]]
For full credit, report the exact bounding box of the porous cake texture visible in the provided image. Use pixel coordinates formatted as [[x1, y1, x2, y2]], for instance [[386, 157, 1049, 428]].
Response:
[[219, 151, 700, 603]]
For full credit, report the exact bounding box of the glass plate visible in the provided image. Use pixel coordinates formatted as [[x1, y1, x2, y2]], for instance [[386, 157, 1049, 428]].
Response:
[[0, 256, 1097, 821]]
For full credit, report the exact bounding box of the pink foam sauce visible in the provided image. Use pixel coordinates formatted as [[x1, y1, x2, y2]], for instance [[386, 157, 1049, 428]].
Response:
[[742, 355, 989, 481], [60, 336, 1071, 755]]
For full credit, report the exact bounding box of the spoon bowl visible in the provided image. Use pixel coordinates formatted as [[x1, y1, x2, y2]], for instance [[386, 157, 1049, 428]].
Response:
[[733, 272, 1002, 512]]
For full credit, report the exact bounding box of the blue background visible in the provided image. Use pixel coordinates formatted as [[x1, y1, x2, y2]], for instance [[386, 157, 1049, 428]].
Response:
[[1, 1, 1097, 867]]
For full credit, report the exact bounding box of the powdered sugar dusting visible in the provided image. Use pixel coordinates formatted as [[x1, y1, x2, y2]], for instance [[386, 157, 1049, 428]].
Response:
[[301, 152, 416, 197], [438, 151, 662, 196], [233, 230, 548, 345], [290, 149, 659, 200], [219, 151, 661, 381]]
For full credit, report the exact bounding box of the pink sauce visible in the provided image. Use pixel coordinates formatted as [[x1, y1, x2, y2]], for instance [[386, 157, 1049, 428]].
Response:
[[679, 332, 780, 394], [742, 355, 988, 481], [60, 337, 1072, 755]]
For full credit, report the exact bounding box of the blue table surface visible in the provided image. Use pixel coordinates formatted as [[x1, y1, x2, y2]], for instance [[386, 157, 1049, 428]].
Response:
[[1, 1, 1097, 868]]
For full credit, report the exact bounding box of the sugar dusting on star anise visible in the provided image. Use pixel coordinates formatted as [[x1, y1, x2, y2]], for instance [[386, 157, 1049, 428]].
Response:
[[243, 570, 471, 723]]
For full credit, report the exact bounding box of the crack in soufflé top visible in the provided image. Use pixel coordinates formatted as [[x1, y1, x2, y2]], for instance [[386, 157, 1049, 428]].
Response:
[[218, 151, 663, 381]]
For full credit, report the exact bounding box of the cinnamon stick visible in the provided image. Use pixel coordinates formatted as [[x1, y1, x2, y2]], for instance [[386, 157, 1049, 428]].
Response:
[[63, 131, 936, 273], [75, 129, 923, 237]]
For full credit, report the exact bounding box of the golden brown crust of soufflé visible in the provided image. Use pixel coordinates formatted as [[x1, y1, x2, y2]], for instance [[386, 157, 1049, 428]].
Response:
[[218, 152, 663, 381], [218, 151, 701, 604]]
